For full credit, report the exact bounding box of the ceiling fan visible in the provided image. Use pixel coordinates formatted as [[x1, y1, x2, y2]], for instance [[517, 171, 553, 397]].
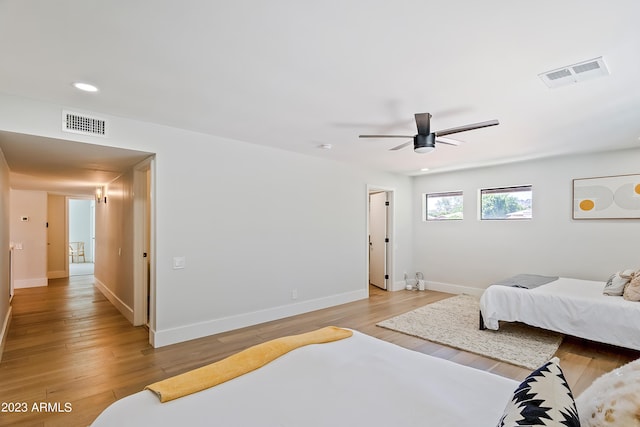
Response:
[[359, 113, 499, 153]]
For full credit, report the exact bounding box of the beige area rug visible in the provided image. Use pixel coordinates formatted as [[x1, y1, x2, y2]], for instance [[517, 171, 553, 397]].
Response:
[[377, 294, 563, 370]]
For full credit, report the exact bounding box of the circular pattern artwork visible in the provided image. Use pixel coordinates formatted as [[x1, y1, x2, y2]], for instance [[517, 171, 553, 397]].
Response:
[[573, 175, 640, 219]]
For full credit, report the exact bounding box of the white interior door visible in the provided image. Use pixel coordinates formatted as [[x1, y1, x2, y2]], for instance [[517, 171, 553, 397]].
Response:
[[133, 156, 154, 330], [369, 192, 387, 289]]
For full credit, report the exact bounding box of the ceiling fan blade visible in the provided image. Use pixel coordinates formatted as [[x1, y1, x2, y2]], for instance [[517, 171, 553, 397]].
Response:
[[359, 134, 414, 138], [435, 137, 462, 146], [389, 141, 412, 151], [435, 119, 499, 137], [414, 113, 432, 135]]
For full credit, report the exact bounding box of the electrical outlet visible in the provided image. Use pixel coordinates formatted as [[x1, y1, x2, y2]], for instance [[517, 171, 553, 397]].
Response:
[[291, 289, 298, 300]]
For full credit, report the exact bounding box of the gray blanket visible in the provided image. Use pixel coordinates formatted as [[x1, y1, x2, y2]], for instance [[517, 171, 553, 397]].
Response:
[[491, 274, 559, 289]]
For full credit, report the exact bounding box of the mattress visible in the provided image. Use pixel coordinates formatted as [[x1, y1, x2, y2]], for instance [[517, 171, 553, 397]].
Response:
[[91, 330, 518, 427], [480, 277, 640, 351]]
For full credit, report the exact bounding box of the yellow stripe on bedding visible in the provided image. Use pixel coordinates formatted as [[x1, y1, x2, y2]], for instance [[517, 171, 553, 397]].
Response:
[[146, 326, 353, 403]]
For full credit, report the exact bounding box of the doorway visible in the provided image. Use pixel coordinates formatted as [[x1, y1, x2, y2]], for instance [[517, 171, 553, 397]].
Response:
[[367, 187, 394, 291], [68, 198, 95, 277], [133, 157, 154, 327]]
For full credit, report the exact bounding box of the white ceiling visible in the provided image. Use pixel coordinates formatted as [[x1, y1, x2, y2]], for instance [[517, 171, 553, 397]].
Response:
[[0, 131, 152, 196], [0, 0, 639, 193]]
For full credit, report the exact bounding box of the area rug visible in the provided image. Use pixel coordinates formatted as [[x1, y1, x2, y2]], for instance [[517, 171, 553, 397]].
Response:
[[377, 294, 563, 370]]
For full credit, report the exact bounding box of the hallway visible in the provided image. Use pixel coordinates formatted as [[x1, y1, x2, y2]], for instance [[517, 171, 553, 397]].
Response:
[[69, 261, 95, 277], [0, 276, 152, 426]]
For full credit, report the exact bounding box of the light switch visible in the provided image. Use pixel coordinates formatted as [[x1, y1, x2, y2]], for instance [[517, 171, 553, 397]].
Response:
[[173, 256, 186, 269]]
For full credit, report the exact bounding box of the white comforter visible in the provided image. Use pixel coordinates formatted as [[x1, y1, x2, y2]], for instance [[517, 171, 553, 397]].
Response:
[[480, 277, 640, 351], [91, 330, 517, 426]]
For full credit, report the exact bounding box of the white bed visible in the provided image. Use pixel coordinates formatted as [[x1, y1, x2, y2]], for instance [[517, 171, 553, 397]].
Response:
[[479, 277, 640, 351], [91, 330, 519, 427]]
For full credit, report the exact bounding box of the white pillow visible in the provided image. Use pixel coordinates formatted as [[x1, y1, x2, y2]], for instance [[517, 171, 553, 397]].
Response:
[[576, 357, 640, 426], [603, 269, 635, 296]]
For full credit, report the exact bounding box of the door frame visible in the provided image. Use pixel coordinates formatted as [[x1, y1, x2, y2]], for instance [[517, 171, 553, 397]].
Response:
[[133, 156, 155, 331], [366, 185, 394, 294]]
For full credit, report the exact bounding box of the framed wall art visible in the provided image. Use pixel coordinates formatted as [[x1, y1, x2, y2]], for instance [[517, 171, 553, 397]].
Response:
[[573, 174, 640, 219]]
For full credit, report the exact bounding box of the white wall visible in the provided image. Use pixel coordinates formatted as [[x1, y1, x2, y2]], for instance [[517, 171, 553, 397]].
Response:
[[0, 148, 10, 359], [0, 92, 413, 347], [9, 190, 48, 288], [412, 148, 640, 295], [94, 170, 135, 323]]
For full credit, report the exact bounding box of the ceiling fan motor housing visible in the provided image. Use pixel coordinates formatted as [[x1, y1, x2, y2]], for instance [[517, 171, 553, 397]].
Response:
[[414, 134, 436, 153]]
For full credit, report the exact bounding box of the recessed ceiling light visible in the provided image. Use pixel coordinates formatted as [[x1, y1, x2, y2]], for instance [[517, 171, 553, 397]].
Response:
[[72, 82, 99, 92]]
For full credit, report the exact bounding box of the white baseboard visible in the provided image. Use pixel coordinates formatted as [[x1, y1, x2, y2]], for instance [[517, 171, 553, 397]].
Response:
[[390, 281, 407, 291], [94, 278, 134, 324], [148, 325, 158, 348], [425, 280, 484, 297], [0, 305, 12, 362], [14, 277, 47, 289], [48, 270, 67, 279], [151, 288, 368, 348]]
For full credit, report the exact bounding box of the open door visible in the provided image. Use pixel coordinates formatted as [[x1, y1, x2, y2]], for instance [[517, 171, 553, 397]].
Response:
[[133, 157, 154, 328], [368, 191, 389, 290]]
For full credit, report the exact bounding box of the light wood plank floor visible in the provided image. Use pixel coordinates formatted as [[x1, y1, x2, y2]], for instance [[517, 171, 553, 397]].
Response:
[[1, 276, 638, 426]]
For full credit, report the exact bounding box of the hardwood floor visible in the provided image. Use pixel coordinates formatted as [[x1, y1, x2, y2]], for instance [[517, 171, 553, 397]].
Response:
[[1, 277, 638, 426]]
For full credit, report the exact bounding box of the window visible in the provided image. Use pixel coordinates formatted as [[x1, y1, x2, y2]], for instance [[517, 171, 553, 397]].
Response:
[[480, 185, 532, 220], [425, 191, 463, 220]]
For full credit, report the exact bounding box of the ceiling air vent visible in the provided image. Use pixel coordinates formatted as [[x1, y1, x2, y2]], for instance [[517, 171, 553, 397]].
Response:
[[62, 110, 107, 137], [539, 57, 609, 88]]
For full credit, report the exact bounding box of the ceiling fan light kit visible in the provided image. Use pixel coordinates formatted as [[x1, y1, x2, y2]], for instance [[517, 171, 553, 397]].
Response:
[[359, 112, 499, 154], [413, 133, 436, 154]]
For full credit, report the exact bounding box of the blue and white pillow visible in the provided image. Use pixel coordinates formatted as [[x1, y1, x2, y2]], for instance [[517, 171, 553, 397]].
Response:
[[497, 357, 580, 427]]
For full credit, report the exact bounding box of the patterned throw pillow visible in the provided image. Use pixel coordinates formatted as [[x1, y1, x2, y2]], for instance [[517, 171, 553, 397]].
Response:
[[603, 269, 634, 296], [623, 272, 640, 301], [497, 357, 580, 427]]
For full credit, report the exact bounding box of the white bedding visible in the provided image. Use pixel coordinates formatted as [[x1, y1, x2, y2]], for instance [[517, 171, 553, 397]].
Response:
[[480, 277, 640, 351], [91, 330, 517, 426]]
